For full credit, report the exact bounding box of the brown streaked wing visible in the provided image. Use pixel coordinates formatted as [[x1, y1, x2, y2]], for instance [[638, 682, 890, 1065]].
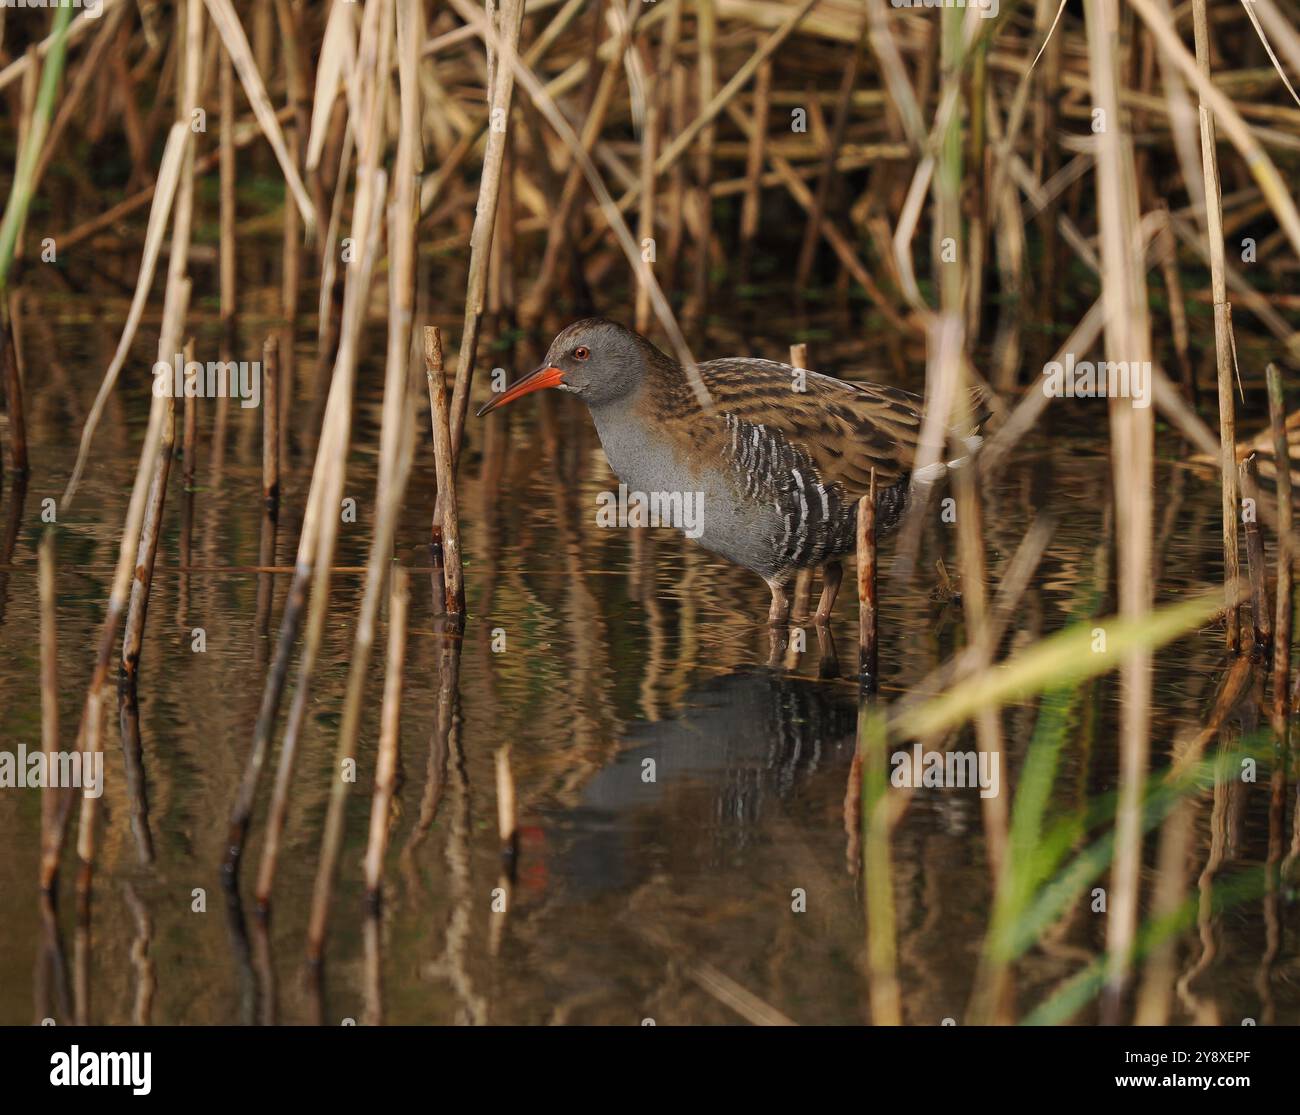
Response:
[[694, 358, 922, 494]]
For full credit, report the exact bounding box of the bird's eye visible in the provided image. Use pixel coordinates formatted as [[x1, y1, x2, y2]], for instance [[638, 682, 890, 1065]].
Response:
[[573, 346, 590, 361]]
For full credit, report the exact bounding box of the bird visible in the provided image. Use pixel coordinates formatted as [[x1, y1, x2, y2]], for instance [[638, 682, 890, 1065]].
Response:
[[478, 318, 983, 626]]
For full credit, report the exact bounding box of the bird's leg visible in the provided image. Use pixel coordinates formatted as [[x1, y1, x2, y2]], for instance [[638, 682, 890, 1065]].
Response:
[[765, 577, 791, 627], [789, 568, 815, 623], [815, 624, 839, 679], [813, 561, 843, 625]]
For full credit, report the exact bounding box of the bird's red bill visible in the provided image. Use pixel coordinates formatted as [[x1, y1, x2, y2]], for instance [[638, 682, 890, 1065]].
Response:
[[477, 365, 565, 415]]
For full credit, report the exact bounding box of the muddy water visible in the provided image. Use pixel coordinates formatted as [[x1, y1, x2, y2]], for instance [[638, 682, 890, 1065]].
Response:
[[0, 289, 1294, 1025]]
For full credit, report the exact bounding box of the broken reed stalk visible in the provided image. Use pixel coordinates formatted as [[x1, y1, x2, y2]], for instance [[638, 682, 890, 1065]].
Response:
[[261, 334, 280, 517], [1240, 455, 1270, 650], [1267, 364, 1292, 733], [38, 530, 65, 892], [363, 566, 411, 905], [427, 326, 465, 618], [496, 745, 517, 862], [857, 469, 878, 689], [120, 371, 178, 684], [1191, 0, 1241, 653]]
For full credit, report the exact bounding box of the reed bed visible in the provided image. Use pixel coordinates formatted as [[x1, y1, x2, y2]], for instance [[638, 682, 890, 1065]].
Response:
[[1, 0, 1297, 1026]]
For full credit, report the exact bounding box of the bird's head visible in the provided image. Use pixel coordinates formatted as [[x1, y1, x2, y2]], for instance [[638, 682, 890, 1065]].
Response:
[[477, 318, 657, 415]]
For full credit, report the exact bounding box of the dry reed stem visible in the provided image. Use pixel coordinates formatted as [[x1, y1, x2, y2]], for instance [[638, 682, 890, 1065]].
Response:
[[219, 48, 236, 345], [521, 39, 626, 322], [306, 11, 421, 954], [363, 566, 411, 901], [63, 123, 189, 505], [725, 102, 910, 333], [427, 326, 466, 617], [226, 107, 388, 881], [446, 0, 525, 461], [38, 530, 64, 892], [1240, 455, 1270, 648], [495, 745, 517, 854], [448, 0, 709, 407], [1127, 0, 1300, 258], [254, 169, 390, 908], [74, 272, 190, 898], [861, 706, 900, 1025], [203, 0, 316, 232], [120, 376, 177, 684], [244, 0, 391, 892], [623, 0, 818, 207], [794, 18, 865, 292], [1, 302, 25, 474], [737, 54, 771, 283], [856, 470, 878, 688], [1084, 0, 1155, 1023], [1268, 364, 1293, 734], [261, 334, 279, 516], [1191, 0, 1241, 652]]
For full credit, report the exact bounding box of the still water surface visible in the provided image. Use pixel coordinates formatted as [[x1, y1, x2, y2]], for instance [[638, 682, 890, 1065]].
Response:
[[0, 291, 1293, 1024]]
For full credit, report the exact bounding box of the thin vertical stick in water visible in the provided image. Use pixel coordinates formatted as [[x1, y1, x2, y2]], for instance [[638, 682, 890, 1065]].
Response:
[[77, 274, 191, 899], [690, 0, 716, 320], [1191, 0, 1241, 652], [427, 326, 465, 618], [182, 359, 197, 492], [857, 470, 878, 688], [219, 48, 235, 350], [1240, 455, 1270, 650], [120, 377, 178, 684], [38, 530, 65, 892], [737, 55, 770, 286], [261, 333, 280, 518], [364, 567, 411, 904], [635, 17, 660, 335], [788, 342, 814, 623], [1267, 364, 1292, 733]]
